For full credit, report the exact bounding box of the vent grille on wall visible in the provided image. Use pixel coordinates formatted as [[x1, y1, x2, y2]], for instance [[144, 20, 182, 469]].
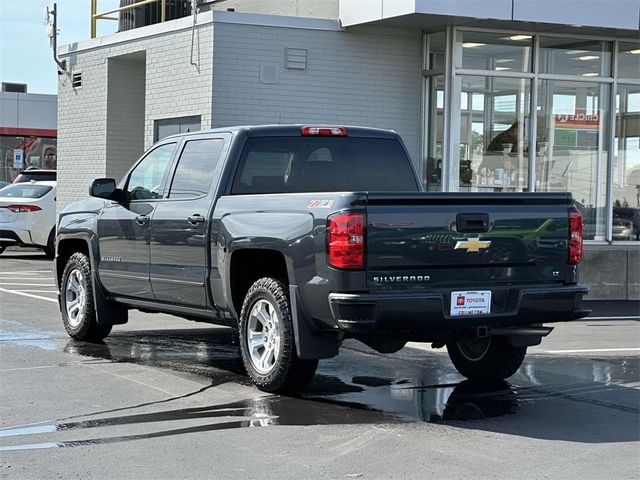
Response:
[[285, 48, 307, 70], [72, 72, 82, 88], [1, 82, 27, 93], [259, 63, 280, 84]]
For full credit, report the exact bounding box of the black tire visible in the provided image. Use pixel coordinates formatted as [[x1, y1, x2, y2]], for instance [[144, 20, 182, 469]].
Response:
[[0, 246, 5, 255], [238, 277, 318, 393], [61, 252, 112, 342], [446, 335, 526, 381], [43, 229, 55, 259]]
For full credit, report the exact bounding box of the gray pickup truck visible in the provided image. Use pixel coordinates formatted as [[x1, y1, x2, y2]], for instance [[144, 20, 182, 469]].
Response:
[[55, 125, 589, 392]]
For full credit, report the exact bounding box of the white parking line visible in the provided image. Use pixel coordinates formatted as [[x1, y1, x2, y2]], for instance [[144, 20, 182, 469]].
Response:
[[587, 316, 640, 320], [0, 271, 53, 274], [0, 283, 54, 286], [543, 348, 640, 353], [0, 277, 53, 282], [0, 287, 57, 303], [11, 290, 58, 294]]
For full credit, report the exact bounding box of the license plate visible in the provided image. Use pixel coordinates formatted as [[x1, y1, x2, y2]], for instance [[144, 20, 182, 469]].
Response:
[[450, 290, 491, 317]]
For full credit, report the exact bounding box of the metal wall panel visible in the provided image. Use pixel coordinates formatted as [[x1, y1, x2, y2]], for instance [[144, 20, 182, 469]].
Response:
[[513, 0, 640, 31], [414, 0, 512, 20]]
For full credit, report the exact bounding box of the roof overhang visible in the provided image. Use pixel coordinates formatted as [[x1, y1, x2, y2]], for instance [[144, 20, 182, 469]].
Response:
[[340, 0, 640, 39]]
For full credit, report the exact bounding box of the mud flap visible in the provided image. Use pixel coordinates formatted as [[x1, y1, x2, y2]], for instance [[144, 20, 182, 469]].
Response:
[[289, 285, 339, 360], [92, 271, 128, 325]]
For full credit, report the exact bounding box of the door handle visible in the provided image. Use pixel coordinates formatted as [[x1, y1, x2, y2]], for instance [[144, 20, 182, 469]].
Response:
[[187, 214, 205, 225], [135, 214, 149, 225]]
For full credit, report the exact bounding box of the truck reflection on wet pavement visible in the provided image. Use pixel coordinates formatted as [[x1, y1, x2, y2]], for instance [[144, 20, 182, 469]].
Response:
[[0, 327, 638, 451]]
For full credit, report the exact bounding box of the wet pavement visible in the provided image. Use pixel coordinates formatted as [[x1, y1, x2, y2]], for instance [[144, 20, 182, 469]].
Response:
[[1, 321, 638, 448], [0, 252, 639, 478]]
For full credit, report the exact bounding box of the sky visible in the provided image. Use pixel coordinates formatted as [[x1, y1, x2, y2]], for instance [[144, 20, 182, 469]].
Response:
[[0, 0, 120, 94]]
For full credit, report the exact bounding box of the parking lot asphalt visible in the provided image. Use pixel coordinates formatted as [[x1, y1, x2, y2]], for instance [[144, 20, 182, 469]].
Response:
[[0, 251, 639, 479]]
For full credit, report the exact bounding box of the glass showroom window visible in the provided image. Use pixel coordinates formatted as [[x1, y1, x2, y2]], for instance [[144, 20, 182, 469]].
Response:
[[536, 80, 610, 240], [613, 84, 640, 241], [538, 37, 612, 77], [617, 42, 640, 80], [457, 76, 531, 192], [449, 31, 534, 192], [422, 31, 446, 191], [424, 75, 445, 191], [457, 31, 533, 73]]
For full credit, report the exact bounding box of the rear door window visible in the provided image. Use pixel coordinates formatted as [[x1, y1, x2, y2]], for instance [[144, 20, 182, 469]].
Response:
[[168, 139, 225, 199]]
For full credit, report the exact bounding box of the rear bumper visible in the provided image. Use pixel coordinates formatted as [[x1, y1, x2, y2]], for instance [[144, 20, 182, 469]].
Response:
[[0, 229, 30, 247], [328, 284, 590, 333]]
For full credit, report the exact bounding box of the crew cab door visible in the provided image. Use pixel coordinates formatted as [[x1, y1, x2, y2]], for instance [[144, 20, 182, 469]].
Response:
[[97, 142, 177, 298], [149, 135, 228, 306]]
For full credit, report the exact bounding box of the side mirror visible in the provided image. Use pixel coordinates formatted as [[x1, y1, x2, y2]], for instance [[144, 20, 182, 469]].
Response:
[[90, 178, 119, 200]]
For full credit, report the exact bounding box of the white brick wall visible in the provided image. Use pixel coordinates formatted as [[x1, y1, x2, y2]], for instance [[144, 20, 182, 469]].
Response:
[[212, 23, 422, 161], [57, 50, 109, 211], [58, 23, 214, 211]]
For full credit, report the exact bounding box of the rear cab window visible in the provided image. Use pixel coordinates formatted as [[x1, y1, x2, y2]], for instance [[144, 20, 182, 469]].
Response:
[[231, 137, 419, 194]]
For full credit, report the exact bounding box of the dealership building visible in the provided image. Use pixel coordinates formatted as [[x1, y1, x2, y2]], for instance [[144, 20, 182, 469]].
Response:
[[57, 0, 639, 299]]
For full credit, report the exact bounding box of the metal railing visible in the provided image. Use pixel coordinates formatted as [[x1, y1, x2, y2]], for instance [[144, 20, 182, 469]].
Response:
[[90, 0, 166, 38]]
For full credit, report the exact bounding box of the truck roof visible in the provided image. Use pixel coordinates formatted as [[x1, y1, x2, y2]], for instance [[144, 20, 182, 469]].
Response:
[[161, 124, 400, 141]]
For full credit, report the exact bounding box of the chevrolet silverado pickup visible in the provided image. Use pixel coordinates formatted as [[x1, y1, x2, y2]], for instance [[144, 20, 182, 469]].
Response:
[[55, 125, 589, 392]]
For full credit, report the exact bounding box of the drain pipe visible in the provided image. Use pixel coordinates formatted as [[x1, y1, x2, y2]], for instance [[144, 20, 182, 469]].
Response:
[[190, 0, 199, 68], [190, 0, 228, 67]]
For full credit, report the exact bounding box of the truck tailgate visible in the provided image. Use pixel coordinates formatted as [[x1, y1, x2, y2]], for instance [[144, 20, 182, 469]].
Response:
[[365, 192, 574, 288]]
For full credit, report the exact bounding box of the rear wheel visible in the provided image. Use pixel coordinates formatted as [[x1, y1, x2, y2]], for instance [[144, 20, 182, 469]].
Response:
[[0, 246, 5, 255], [239, 277, 318, 393], [61, 252, 112, 342], [446, 336, 526, 381]]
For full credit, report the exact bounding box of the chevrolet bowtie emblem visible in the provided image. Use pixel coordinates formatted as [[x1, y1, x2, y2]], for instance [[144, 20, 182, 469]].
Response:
[[454, 238, 491, 253]]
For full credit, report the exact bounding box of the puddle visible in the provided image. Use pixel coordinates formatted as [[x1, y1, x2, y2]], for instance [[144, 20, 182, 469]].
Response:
[[0, 320, 59, 351], [1, 328, 638, 451]]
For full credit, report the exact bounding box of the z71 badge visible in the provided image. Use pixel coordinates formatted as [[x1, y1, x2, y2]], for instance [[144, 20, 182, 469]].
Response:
[[307, 200, 334, 209]]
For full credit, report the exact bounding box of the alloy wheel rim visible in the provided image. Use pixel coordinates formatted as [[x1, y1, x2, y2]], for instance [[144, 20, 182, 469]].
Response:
[[246, 299, 282, 375], [65, 269, 85, 328]]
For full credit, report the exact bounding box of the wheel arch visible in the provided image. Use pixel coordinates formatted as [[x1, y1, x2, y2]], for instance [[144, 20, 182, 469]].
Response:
[[228, 248, 289, 319], [56, 236, 91, 288], [56, 233, 128, 326]]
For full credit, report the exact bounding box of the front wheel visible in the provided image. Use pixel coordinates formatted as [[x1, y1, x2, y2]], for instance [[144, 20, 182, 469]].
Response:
[[446, 336, 526, 381], [61, 252, 112, 342], [0, 246, 5, 255], [239, 277, 318, 393]]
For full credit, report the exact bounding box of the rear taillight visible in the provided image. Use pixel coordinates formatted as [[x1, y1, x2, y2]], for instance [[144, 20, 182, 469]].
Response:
[[568, 207, 583, 265], [301, 126, 347, 136], [7, 204, 42, 213], [327, 211, 365, 269]]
